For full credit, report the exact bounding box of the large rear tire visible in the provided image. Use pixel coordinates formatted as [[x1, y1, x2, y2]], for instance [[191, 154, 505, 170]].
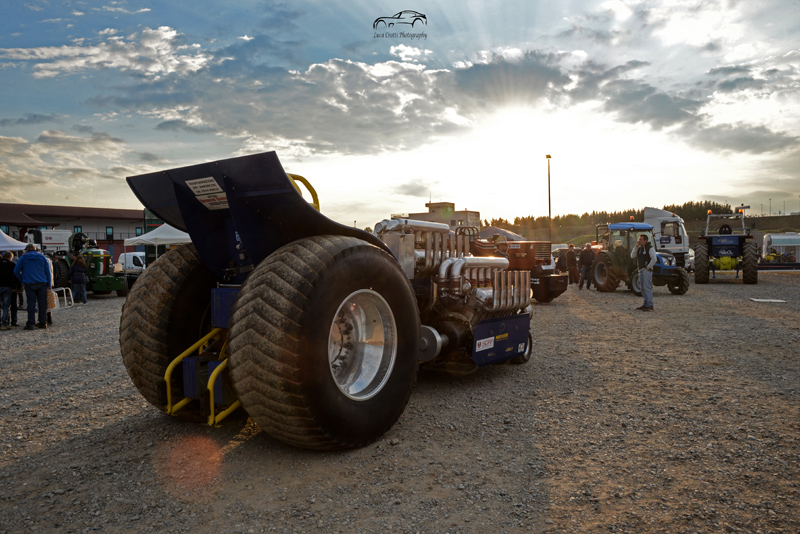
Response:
[[694, 243, 709, 284], [119, 244, 217, 410], [592, 254, 618, 292], [668, 267, 690, 295], [742, 242, 758, 284], [54, 258, 69, 288], [227, 235, 420, 450]]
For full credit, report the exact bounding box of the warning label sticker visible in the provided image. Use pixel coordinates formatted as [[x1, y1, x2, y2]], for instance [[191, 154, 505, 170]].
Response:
[[196, 192, 229, 210], [186, 177, 222, 196], [475, 337, 494, 352]]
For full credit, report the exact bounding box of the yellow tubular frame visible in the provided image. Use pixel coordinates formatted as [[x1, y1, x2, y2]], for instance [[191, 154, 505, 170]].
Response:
[[287, 173, 320, 212], [206, 340, 241, 426], [164, 327, 224, 415]]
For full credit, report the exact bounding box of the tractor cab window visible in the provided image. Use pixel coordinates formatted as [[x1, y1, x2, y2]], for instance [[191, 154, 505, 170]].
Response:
[[609, 230, 629, 253]]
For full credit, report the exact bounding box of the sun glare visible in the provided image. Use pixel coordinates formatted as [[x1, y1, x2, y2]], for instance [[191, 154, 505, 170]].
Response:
[[298, 103, 755, 227]]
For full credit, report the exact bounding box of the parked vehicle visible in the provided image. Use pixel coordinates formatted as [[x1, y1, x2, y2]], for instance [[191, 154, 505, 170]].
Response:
[[24, 229, 73, 253], [761, 232, 800, 264], [49, 233, 129, 297], [592, 222, 690, 296], [117, 252, 146, 273], [119, 151, 544, 451], [694, 210, 757, 284], [642, 207, 691, 269]]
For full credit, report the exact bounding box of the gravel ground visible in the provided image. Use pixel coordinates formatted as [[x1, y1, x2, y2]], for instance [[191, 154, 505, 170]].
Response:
[[1, 272, 798, 534]]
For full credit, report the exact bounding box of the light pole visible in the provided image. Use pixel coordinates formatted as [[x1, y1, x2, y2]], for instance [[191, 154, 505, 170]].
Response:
[[546, 155, 552, 242], [769, 198, 772, 216]]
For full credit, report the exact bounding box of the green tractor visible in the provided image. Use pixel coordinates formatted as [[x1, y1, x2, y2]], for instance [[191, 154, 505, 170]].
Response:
[[592, 222, 690, 295], [51, 233, 129, 297]]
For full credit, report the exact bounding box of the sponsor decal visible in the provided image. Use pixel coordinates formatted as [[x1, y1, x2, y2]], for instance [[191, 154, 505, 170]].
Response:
[[476, 337, 494, 352]]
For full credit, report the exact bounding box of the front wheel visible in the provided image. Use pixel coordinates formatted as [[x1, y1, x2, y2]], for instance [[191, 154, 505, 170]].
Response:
[[227, 235, 420, 450], [668, 267, 690, 295]]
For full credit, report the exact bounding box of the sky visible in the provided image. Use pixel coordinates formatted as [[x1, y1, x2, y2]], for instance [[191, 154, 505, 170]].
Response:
[[1, 0, 799, 228]]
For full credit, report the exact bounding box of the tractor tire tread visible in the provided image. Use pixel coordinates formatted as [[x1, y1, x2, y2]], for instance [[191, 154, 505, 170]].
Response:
[[695, 243, 709, 284], [742, 242, 758, 284], [228, 235, 417, 450], [668, 267, 691, 295], [119, 244, 215, 410]]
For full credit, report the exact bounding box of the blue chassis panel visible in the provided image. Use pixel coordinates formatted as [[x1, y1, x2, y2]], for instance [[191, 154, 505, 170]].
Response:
[[472, 314, 530, 367]]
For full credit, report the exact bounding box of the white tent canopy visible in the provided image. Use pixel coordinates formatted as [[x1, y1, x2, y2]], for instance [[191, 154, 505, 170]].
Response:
[[0, 229, 28, 251], [124, 223, 191, 246]]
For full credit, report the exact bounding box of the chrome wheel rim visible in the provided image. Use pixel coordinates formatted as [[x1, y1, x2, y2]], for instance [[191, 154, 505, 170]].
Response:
[[328, 290, 397, 400]]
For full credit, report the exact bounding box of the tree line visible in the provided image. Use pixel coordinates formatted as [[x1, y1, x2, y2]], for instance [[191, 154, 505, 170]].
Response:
[[486, 200, 733, 233]]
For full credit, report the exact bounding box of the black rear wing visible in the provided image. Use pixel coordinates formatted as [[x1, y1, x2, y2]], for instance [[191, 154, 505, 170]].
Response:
[[127, 151, 390, 282]]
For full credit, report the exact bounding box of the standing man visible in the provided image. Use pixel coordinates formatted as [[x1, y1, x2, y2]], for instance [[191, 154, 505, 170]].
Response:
[[13, 243, 52, 330], [578, 243, 595, 290], [631, 233, 658, 311], [565, 244, 580, 285], [494, 235, 510, 259], [0, 252, 20, 330]]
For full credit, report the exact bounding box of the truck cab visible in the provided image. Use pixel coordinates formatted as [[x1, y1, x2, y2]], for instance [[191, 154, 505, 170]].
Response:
[[642, 207, 690, 269]]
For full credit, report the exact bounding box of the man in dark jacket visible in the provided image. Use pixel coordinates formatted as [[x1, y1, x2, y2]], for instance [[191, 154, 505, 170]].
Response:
[[565, 244, 580, 284], [0, 251, 21, 329], [578, 243, 595, 290], [13, 244, 52, 330]]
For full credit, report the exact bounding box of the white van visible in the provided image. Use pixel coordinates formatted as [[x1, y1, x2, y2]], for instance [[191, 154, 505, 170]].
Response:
[[117, 252, 146, 274]]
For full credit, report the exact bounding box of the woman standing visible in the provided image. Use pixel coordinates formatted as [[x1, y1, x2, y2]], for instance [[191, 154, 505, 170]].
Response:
[[68, 255, 89, 304]]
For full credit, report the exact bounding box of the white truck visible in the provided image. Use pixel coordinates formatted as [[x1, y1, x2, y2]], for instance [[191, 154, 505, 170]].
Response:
[[23, 229, 74, 252], [642, 207, 692, 270]]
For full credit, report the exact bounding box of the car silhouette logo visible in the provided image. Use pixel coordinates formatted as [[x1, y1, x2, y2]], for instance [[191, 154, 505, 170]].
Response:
[[373, 10, 427, 29]]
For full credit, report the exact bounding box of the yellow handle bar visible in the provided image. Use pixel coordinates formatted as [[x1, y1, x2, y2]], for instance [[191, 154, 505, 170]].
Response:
[[287, 173, 320, 212]]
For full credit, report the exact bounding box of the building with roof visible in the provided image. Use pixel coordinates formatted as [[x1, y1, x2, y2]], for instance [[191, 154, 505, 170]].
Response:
[[394, 202, 481, 230], [0, 203, 145, 260]]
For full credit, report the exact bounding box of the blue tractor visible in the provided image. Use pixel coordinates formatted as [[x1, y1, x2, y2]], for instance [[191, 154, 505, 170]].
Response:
[[694, 210, 758, 284], [119, 152, 539, 450], [592, 222, 690, 295]]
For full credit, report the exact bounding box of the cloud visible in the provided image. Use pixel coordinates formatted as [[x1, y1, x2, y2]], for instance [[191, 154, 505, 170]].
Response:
[[99, 6, 151, 15], [390, 45, 432, 63], [0, 113, 62, 126], [601, 79, 703, 129], [683, 123, 799, 154], [138, 151, 167, 163], [0, 26, 210, 79], [453, 50, 571, 107], [0, 130, 142, 204], [394, 179, 433, 197], [155, 119, 217, 134]]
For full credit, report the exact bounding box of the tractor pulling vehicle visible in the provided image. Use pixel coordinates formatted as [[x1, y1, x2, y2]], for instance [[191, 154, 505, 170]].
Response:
[[694, 210, 758, 284], [119, 151, 559, 450], [29, 232, 129, 297], [591, 222, 690, 296]]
